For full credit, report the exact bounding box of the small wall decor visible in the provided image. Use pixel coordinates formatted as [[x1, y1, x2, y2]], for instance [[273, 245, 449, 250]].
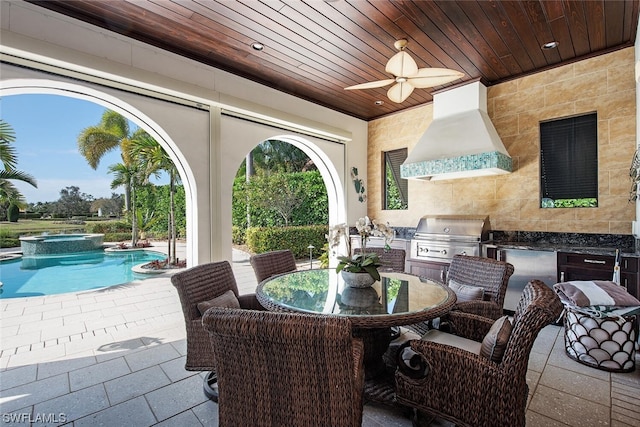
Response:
[[351, 167, 367, 202], [629, 150, 640, 203]]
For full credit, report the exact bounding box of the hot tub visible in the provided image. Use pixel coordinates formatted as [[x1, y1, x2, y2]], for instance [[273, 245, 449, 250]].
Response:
[[20, 234, 105, 256]]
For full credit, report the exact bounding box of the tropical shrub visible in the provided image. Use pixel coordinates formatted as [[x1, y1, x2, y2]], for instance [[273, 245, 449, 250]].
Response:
[[232, 226, 245, 245], [136, 184, 186, 238], [0, 228, 19, 248], [233, 170, 328, 231]]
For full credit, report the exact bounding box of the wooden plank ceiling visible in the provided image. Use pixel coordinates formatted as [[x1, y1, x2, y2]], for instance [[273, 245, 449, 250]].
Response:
[[26, 0, 639, 121]]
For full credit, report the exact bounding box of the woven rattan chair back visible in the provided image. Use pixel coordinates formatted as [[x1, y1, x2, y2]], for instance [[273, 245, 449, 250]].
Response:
[[353, 247, 406, 272], [171, 261, 240, 371], [395, 279, 563, 427], [250, 249, 297, 283], [446, 254, 514, 319], [506, 280, 564, 369], [202, 308, 365, 427]]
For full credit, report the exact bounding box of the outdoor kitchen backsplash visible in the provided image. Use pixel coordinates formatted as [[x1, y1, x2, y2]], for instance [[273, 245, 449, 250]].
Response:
[[367, 47, 636, 236]]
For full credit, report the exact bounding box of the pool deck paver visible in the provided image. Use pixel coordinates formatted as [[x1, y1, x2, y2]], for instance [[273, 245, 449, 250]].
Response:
[[0, 243, 638, 426]]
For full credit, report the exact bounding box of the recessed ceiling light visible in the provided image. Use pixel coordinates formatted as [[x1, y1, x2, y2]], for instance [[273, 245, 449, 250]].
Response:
[[542, 41, 559, 49], [375, 100, 384, 105], [251, 42, 264, 51]]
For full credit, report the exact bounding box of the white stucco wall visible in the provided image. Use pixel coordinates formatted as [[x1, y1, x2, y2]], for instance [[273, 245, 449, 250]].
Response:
[[0, 1, 369, 264]]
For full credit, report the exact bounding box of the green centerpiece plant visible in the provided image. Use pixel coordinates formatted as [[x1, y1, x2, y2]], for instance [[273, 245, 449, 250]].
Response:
[[336, 252, 382, 281], [327, 216, 395, 284]]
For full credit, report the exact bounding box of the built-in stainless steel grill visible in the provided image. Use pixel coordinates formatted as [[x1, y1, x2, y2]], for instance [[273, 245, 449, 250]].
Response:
[[410, 215, 490, 263]]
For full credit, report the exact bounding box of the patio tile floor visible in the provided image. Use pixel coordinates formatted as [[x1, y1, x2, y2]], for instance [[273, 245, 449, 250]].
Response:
[[1, 244, 638, 426]]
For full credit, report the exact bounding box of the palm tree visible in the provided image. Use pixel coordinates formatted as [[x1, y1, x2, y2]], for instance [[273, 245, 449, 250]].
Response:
[[77, 111, 143, 211], [128, 132, 181, 264], [108, 162, 143, 245], [0, 120, 37, 216], [251, 139, 315, 173], [79, 111, 154, 244]]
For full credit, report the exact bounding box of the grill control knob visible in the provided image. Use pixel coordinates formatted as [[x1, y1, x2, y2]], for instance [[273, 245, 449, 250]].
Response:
[[419, 247, 429, 253], [440, 249, 447, 255]]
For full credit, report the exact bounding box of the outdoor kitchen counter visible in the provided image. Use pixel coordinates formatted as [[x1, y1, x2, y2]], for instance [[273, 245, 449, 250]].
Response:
[[482, 241, 639, 257]]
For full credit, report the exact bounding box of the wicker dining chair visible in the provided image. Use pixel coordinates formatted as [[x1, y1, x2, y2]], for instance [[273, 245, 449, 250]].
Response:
[[446, 254, 514, 319], [406, 254, 513, 336], [395, 279, 563, 427], [250, 249, 297, 283], [202, 307, 365, 427], [354, 247, 406, 272], [170, 261, 263, 400]]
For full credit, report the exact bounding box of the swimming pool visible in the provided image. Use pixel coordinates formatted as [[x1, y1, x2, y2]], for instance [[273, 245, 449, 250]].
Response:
[[0, 250, 167, 298]]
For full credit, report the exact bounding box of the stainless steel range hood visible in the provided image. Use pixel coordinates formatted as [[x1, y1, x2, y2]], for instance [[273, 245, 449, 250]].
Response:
[[401, 81, 512, 181]]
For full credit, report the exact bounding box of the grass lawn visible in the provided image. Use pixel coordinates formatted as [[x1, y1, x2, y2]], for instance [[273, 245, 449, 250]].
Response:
[[1, 220, 87, 235]]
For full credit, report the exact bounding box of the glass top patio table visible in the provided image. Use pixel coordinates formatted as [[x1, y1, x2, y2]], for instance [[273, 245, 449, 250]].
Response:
[[256, 269, 457, 329]]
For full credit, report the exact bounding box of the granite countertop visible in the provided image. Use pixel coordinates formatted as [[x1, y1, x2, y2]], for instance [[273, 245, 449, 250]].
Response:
[[485, 230, 640, 257], [356, 229, 640, 257], [482, 241, 639, 257]]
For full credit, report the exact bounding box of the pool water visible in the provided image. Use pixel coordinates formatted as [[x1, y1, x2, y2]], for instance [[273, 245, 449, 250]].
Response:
[[0, 250, 167, 298]]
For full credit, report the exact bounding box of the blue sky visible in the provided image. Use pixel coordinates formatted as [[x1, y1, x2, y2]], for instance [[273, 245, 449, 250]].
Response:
[[1, 94, 139, 204]]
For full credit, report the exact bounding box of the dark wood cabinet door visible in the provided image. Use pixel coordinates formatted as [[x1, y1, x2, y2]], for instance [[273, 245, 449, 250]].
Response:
[[557, 252, 639, 299]]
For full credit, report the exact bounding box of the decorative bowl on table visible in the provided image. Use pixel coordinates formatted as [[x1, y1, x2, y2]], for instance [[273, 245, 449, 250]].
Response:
[[341, 270, 377, 288]]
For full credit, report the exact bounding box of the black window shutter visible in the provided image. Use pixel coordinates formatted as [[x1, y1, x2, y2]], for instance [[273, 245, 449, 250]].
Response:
[[540, 113, 598, 201]]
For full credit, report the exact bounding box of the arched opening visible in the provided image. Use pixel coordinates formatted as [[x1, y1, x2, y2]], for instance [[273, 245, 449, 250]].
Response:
[[1, 78, 200, 266], [233, 135, 342, 262], [220, 112, 347, 267]]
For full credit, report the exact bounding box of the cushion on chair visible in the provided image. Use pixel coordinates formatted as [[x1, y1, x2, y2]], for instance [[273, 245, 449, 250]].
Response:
[[397, 342, 430, 379], [421, 329, 483, 354], [480, 315, 512, 362], [449, 279, 485, 302], [197, 289, 241, 315]]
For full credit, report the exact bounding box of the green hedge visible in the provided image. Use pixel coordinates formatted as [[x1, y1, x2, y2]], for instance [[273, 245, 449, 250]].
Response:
[[85, 221, 131, 234], [104, 232, 134, 242], [246, 225, 328, 258]]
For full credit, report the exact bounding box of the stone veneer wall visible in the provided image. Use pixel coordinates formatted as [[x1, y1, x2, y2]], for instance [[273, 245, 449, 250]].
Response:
[[367, 47, 636, 234]]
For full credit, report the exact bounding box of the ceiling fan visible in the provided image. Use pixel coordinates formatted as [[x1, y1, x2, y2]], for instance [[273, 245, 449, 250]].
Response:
[[345, 39, 465, 103]]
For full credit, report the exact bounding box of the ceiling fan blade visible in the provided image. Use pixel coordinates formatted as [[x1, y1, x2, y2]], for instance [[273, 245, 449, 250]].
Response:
[[387, 82, 414, 103], [408, 74, 464, 89], [385, 51, 418, 77], [410, 67, 465, 78], [345, 79, 395, 90]]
